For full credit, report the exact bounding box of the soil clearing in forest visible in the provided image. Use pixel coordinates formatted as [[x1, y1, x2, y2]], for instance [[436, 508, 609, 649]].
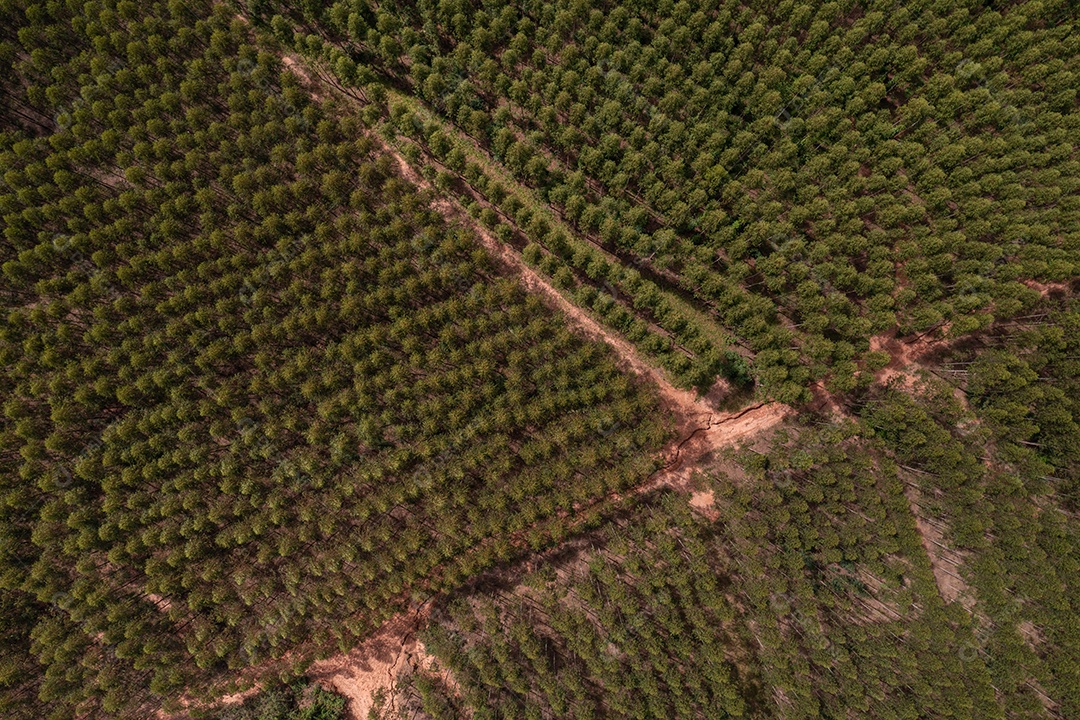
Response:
[[869, 328, 959, 388], [309, 609, 441, 720]]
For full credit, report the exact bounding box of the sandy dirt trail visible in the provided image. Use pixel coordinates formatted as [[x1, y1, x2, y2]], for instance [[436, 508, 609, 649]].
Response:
[[393, 159, 792, 468]]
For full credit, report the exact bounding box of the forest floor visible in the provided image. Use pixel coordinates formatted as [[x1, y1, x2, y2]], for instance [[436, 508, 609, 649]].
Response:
[[903, 485, 974, 608]]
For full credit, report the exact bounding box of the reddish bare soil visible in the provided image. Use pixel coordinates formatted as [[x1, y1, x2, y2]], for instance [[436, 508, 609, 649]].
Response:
[[156, 683, 261, 719], [1022, 279, 1071, 298], [281, 55, 309, 80], [869, 329, 954, 388], [309, 608, 437, 720], [688, 489, 718, 518]]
